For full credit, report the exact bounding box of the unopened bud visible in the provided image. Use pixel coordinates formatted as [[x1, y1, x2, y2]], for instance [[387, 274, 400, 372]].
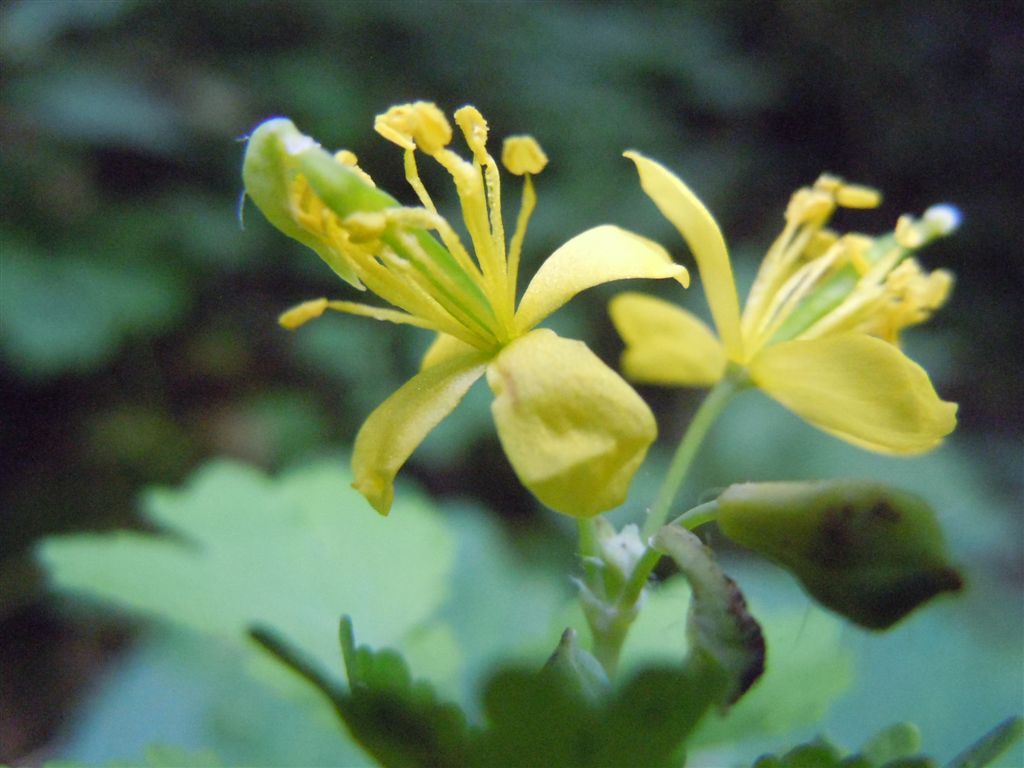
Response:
[[716, 480, 963, 629]]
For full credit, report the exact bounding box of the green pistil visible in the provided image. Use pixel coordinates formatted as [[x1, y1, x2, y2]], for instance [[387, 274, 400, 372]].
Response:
[[299, 145, 500, 338], [768, 234, 903, 344]]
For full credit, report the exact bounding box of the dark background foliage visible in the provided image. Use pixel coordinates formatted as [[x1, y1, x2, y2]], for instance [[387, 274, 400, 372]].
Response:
[[2, 0, 1021, 762]]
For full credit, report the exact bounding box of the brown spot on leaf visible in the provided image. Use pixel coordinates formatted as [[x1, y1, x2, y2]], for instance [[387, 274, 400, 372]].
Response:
[[869, 498, 901, 523]]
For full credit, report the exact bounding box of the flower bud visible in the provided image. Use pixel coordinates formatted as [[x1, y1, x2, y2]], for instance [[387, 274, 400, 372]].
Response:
[[716, 480, 963, 629]]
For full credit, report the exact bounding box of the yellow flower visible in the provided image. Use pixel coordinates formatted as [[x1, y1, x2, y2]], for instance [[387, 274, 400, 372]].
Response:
[[243, 104, 689, 517], [610, 153, 958, 455]]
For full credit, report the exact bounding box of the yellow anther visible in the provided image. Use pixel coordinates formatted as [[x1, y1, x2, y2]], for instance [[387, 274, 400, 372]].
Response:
[[343, 211, 388, 242], [374, 102, 452, 154], [454, 106, 490, 163], [813, 174, 843, 193], [502, 136, 548, 176], [895, 214, 927, 249], [926, 269, 955, 307], [785, 187, 835, 224], [842, 234, 875, 276], [895, 204, 962, 250], [803, 229, 839, 261], [836, 184, 882, 209], [279, 297, 329, 329], [334, 150, 375, 186]]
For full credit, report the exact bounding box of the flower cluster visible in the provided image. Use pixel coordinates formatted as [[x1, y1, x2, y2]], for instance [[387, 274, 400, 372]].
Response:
[[611, 154, 958, 454], [243, 103, 688, 517], [244, 100, 959, 521]]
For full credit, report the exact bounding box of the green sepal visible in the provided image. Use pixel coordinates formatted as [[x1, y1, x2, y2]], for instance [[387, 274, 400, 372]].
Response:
[[716, 480, 963, 629], [250, 617, 470, 768], [542, 627, 611, 703], [242, 118, 369, 287], [653, 525, 766, 706]]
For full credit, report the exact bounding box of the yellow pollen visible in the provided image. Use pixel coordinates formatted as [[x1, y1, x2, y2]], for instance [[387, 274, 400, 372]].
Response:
[[813, 174, 843, 193], [502, 136, 548, 176], [836, 184, 882, 209], [334, 150, 375, 186], [279, 298, 329, 329], [454, 106, 490, 164], [786, 188, 835, 225], [842, 234, 875, 276], [374, 101, 453, 154], [343, 211, 388, 242], [895, 214, 927, 249], [804, 230, 839, 261]]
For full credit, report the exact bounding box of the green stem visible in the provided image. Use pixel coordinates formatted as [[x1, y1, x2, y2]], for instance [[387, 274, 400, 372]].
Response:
[[618, 501, 721, 610], [581, 373, 746, 676], [577, 518, 604, 600], [641, 371, 747, 541], [669, 500, 721, 531]]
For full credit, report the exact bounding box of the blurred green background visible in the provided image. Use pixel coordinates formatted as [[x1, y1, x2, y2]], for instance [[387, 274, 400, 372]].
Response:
[[2, 1, 1021, 765]]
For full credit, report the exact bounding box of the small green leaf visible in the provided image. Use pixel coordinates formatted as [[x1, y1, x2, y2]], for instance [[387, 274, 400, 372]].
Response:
[[716, 480, 963, 629], [471, 655, 725, 767], [252, 618, 470, 768], [593, 662, 727, 768], [779, 738, 845, 767], [862, 723, 922, 765], [752, 736, 845, 768], [945, 716, 1024, 768], [653, 525, 765, 704]]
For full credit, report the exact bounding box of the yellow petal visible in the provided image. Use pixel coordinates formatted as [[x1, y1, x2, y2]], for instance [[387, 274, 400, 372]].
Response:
[[749, 334, 957, 455], [609, 292, 727, 387], [625, 152, 744, 360], [514, 225, 688, 332], [487, 329, 657, 518], [352, 351, 490, 515], [420, 333, 481, 370]]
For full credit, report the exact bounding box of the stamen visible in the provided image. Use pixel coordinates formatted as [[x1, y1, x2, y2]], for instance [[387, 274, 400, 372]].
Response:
[[381, 207, 484, 284], [835, 184, 882, 209], [453, 106, 512, 329], [381, 236, 497, 346], [748, 240, 846, 350], [841, 234, 875, 276], [500, 136, 548, 312], [374, 101, 452, 154], [502, 136, 548, 176], [279, 298, 329, 329], [334, 150, 375, 186], [323, 300, 443, 330], [343, 211, 388, 242], [358, 248, 486, 346], [454, 106, 490, 165], [430, 147, 508, 305], [506, 172, 537, 310], [896, 205, 963, 248], [403, 149, 436, 212]]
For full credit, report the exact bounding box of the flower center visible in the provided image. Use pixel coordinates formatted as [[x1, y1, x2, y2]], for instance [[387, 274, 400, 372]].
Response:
[[740, 176, 959, 357]]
